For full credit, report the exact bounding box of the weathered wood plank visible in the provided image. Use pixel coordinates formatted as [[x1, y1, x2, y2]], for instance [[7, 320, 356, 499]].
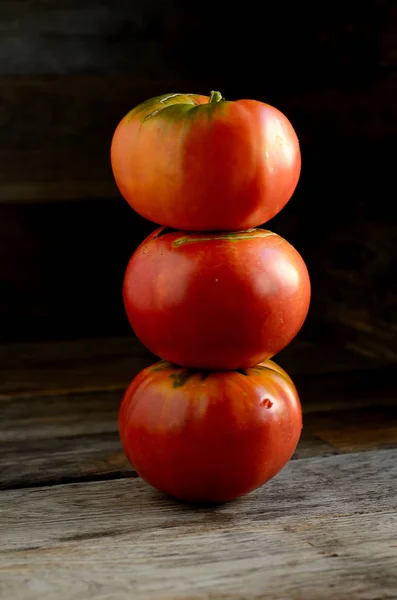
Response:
[[304, 406, 397, 454], [303, 218, 397, 364], [0, 336, 382, 397], [0, 0, 389, 81], [1, 514, 395, 600], [1, 5, 396, 357], [0, 2, 395, 207], [0, 75, 165, 202], [0, 202, 157, 344], [1, 200, 396, 358], [0, 1, 172, 76], [0, 386, 130, 489], [0, 336, 155, 396], [0, 367, 395, 489], [0, 75, 396, 203], [0, 419, 337, 491], [0, 450, 396, 599], [2, 193, 397, 358]]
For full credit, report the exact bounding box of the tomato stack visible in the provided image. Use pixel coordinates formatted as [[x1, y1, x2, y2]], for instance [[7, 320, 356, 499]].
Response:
[[111, 91, 310, 503]]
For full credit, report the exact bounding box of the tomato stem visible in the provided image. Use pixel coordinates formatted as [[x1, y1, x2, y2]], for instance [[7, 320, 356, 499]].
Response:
[[209, 90, 223, 103]]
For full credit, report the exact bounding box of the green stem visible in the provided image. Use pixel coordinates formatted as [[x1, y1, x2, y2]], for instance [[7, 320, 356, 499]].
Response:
[[209, 90, 223, 103]]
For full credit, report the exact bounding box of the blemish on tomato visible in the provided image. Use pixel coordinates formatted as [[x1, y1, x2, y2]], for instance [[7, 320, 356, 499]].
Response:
[[260, 398, 273, 409], [143, 108, 159, 121]]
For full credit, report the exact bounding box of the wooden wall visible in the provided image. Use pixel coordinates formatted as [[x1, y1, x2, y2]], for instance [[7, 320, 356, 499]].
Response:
[[1, 1, 396, 362]]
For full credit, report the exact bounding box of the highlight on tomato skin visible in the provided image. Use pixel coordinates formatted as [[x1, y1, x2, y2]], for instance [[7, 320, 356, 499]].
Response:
[[110, 91, 301, 231], [118, 359, 303, 503], [122, 227, 311, 371]]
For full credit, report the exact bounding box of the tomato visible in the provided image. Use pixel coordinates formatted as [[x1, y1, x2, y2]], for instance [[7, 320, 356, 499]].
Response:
[[123, 227, 310, 371], [119, 358, 302, 503], [111, 91, 301, 231]]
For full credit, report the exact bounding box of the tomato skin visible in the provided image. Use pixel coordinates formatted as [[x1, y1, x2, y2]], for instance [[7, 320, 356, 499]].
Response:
[[110, 92, 301, 231], [119, 359, 302, 503], [123, 228, 311, 371]]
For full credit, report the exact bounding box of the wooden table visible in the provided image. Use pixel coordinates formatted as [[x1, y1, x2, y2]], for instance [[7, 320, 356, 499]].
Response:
[[1, 337, 396, 599]]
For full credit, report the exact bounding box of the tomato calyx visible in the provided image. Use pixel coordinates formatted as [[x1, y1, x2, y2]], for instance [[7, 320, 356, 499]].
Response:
[[147, 360, 291, 390], [208, 90, 224, 103], [150, 227, 277, 246], [171, 229, 276, 247]]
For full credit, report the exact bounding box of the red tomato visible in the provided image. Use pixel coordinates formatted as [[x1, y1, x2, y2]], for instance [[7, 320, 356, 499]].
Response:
[[111, 91, 301, 231], [123, 228, 310, 370], [119, 359, 302, 503]]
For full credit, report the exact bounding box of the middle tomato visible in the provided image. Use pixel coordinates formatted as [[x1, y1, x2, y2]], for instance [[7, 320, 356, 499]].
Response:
[[123, 228, 311, 370]]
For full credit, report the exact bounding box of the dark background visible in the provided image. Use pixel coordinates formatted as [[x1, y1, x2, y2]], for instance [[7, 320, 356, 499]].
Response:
[[1, 0, 396, 365]]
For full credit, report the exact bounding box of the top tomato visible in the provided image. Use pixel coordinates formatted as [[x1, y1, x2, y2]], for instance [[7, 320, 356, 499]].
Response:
[[111, 91, 301, 231]]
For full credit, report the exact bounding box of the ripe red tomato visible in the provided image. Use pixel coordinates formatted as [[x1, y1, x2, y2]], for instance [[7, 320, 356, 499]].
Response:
[[123, 228, 310, 370], [111, 91, 301, 231], [119, 359, 302, 503]]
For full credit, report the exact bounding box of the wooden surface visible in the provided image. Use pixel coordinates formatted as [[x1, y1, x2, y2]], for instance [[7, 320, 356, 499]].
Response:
[[0, 1, 394, 204], [1, 1, 396, 362], [1, 7, 395, 595], [0, 337, 396, 599], [1, 75, 395, 204], [1, 450, 396, 600]]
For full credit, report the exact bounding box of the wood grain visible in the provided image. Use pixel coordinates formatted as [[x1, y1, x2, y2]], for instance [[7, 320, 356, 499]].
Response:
[[1, 2, 396, 357], [1, 75, 396, 204], [303, 218, 397, 364], [0, 387, 130, 489], [0, 336, 155, 396], [1, 365, 396, 490], [0, 4, 395, 595], [0, 201, 157, 343], [0, 449, 396, 599], [0, 75, 161, 203], [0, 336, 383, 397], [1, 198, 396, 356], [0, 1, 163, 76]]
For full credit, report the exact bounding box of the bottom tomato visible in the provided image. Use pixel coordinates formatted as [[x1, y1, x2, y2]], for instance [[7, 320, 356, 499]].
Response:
[[119, 359, 302, 503]]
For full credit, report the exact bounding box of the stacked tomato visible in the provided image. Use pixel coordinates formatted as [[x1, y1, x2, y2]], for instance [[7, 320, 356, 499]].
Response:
[[111, 91, 310, 503]]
